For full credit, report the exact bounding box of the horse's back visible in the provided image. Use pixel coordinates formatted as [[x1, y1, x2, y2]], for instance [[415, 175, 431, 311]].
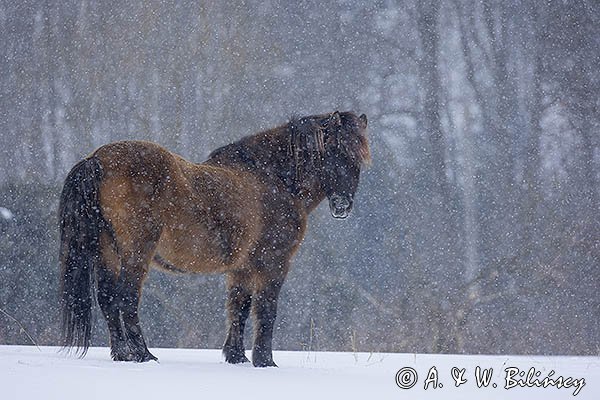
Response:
[[93, 140, 178, 197], [93, 140, 265, 274]]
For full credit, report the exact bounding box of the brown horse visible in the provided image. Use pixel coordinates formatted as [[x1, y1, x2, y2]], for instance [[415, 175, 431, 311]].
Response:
[[59, 111, 370, 366]]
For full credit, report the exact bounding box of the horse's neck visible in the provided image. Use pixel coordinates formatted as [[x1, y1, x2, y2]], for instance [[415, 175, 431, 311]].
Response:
[[215, 128, 327, 214], [296, 183, 326, 214]]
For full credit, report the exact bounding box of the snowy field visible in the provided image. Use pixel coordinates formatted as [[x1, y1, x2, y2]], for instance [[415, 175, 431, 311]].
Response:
[[1, 346, 598, 399]]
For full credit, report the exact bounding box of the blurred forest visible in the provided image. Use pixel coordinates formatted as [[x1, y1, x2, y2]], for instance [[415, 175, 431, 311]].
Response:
[[0, 0, 598, 355]]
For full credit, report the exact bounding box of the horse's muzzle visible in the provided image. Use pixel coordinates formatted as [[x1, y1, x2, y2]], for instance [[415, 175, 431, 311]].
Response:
[[329, 195, 352, 219]]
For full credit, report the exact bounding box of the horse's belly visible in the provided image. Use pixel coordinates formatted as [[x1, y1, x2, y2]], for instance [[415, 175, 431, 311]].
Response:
[[154, 218, 255, 274]]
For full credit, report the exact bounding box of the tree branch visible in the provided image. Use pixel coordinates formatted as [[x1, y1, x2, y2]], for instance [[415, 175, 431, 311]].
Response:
[[0, 307, 41, 351]]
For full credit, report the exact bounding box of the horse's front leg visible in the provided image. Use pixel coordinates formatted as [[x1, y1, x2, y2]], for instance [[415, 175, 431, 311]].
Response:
[[251, 275, 283, 367], [223, 271, 252, 364]]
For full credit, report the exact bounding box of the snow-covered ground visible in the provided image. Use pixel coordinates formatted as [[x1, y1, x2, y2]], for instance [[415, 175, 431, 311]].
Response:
[[1, 346, 598, 399]]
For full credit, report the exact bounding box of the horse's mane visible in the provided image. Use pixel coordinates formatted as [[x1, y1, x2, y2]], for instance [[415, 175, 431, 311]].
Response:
[[207, 112, 370, 191], [287, 112, 370, 167], [286, 115, 325, 183]]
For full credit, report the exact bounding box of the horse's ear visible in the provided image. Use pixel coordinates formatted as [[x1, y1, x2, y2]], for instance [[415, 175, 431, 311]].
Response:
[[330, 111, 341, 126], [359, 113, 368, 128]]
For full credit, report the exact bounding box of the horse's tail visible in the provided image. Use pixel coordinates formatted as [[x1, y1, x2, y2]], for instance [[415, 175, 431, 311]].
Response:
[[58, 156, 105, 356]]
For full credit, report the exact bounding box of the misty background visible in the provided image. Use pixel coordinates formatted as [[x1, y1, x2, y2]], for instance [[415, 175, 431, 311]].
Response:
[[0, 0, 598, 355]]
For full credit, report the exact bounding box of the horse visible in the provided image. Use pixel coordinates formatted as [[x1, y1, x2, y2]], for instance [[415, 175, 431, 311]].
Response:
[[59, 110, 370, 367]]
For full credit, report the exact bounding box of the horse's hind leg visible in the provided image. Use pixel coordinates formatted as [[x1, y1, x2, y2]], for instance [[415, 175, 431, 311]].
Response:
[[110, 230, 159, 363], [97, 270, 127, 359], [223, 271, 252, 364], [96, 232, 128, 359], [96, 230, 156, 362], [103, 217, 158, 362], [116, 259, 156, 362]]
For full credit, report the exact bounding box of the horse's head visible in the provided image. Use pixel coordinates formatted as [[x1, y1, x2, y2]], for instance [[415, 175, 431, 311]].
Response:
[[319, 111, 370, 219]]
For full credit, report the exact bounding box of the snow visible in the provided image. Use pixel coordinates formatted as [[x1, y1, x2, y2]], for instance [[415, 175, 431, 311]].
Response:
[[1, 346, 598, 399], [0, 207, 13, 220]]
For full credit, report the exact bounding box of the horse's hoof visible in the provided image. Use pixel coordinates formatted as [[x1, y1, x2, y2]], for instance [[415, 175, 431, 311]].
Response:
[[112, 353, 136, 362], [227, 357, 250, 364], [137, 350, 158, 363], [252, 358, 278, 368], [111, 350, 157, 363], [224, 349, 250, 364]]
